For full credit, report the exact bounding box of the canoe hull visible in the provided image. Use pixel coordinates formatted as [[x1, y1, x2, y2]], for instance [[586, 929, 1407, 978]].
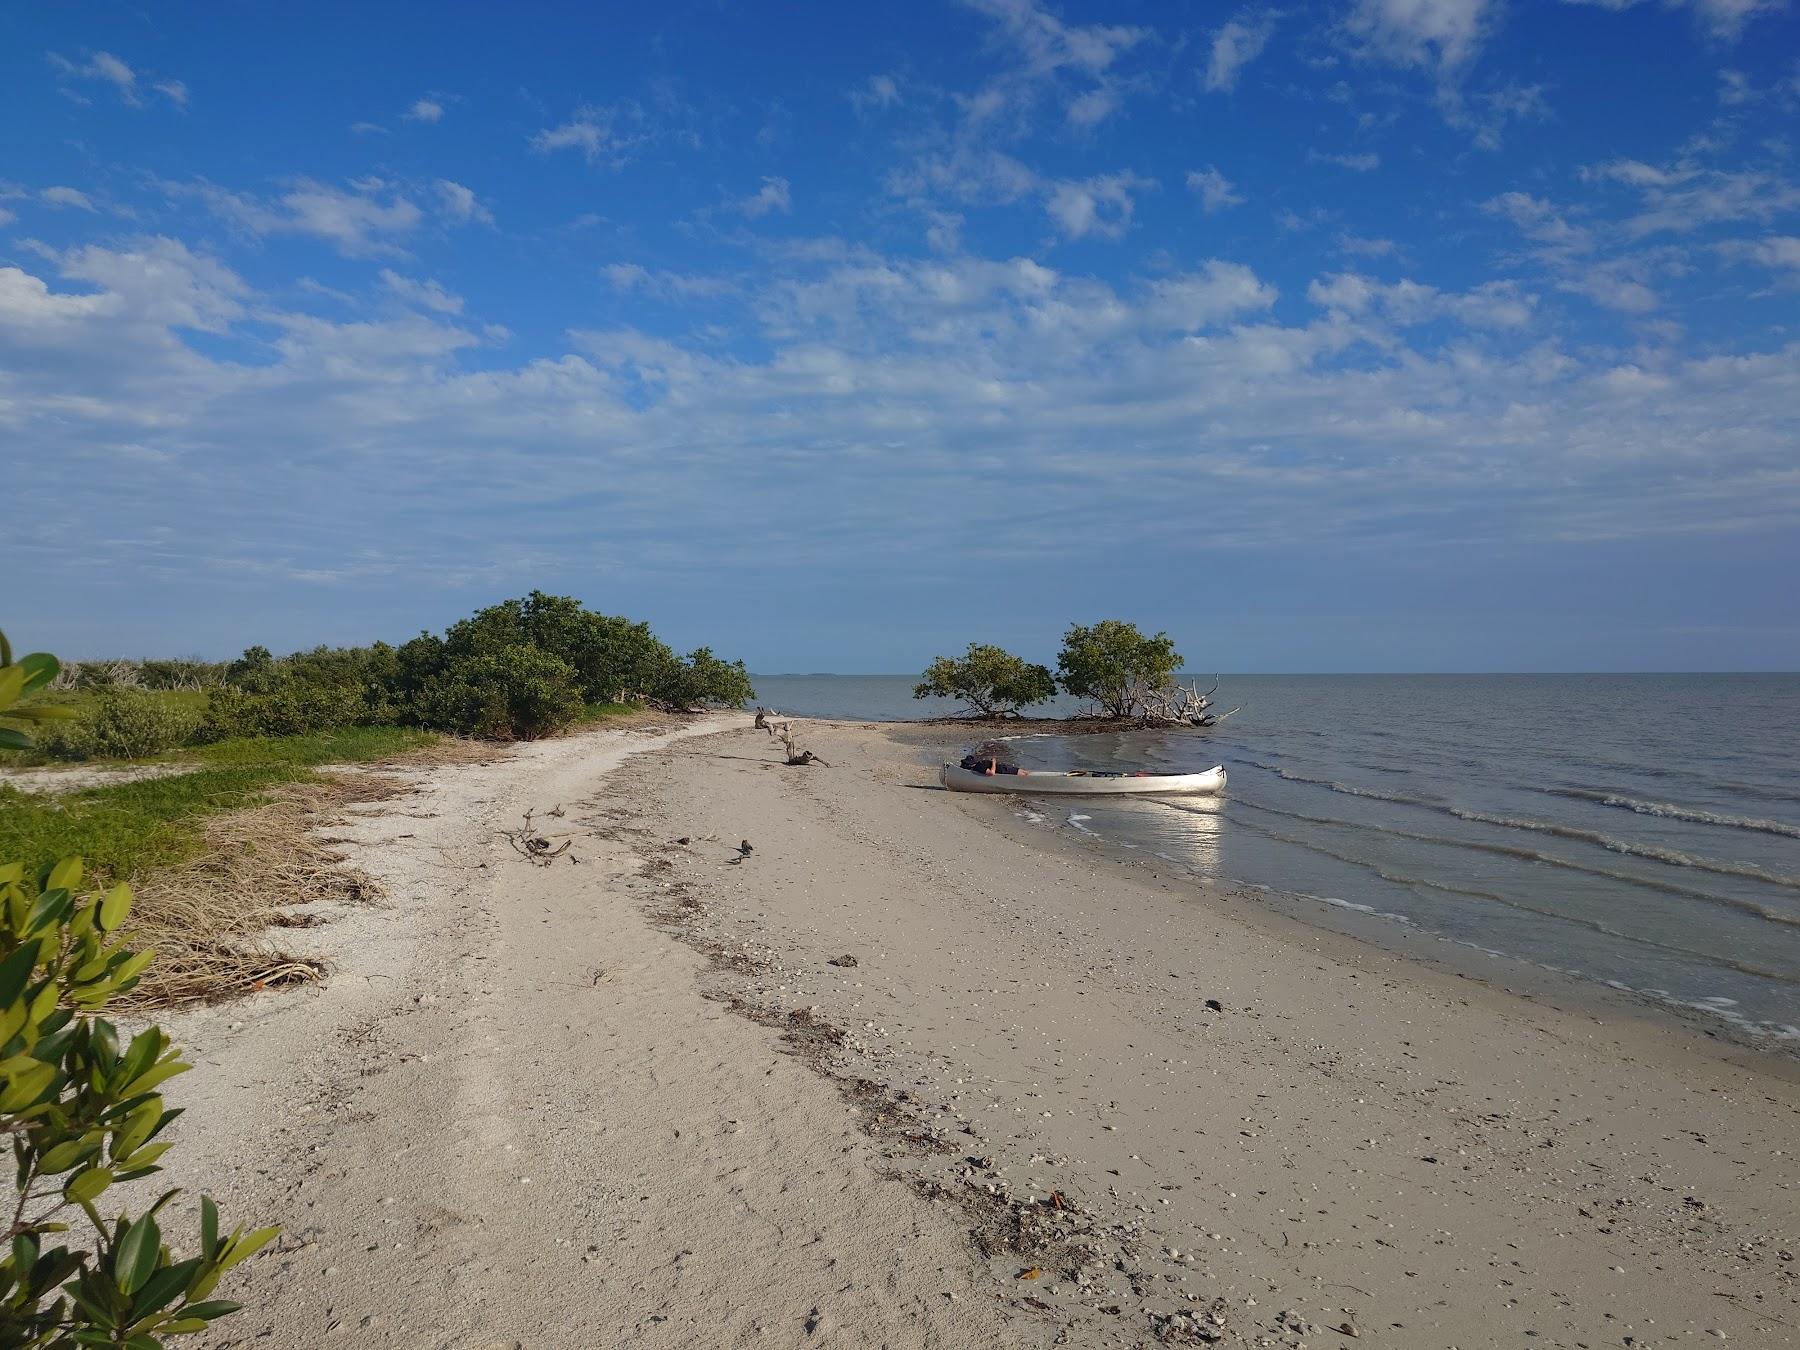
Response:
[[940, 764, 1226, 796]]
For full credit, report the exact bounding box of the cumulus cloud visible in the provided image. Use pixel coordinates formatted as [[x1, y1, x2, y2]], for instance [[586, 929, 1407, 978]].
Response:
[[1186, 167, 1245, 213], [7, 233, 1796, 601], [735, 177, 793, 219], [1045, 172, 1153, 240], [1205, 14, 1275, 92], [404, 98, 445, 124], [1345, 0, 1495, 74]]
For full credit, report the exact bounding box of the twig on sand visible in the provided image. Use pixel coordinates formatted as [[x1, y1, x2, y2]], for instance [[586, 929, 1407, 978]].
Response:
[[501, 808, 575, 865]]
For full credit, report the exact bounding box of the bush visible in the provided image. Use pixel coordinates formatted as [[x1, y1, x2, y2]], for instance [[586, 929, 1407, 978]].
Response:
[[1, 630, 272, 1344], [1056, 620, 1184, 720], [416, 645, 587, 740], [657, 648, 756, 710], [197, 683, 368, 743], [39, 691, 201, 762], [914, 644, 1056, 716]]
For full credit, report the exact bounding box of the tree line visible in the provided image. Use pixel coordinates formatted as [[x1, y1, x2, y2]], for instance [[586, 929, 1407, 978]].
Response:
[[35, 591, 755, 757], [914, 620, 1184, 720]]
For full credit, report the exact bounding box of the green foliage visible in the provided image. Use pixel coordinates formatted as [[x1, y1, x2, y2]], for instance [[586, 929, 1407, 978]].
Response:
[[0, 857, 275, 1345], [196, 683, 369, 743], [658, 648, 756, 710], [913, 644, 1057, 717], [36, 693, 200, 763], [415, 644, 587, 740], [1055, 620, 1184, 720], [0, 631, 271, 1345]]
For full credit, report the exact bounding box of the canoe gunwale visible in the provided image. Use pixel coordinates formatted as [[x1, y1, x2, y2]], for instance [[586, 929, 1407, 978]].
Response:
[[939, 763, 1226, 796]]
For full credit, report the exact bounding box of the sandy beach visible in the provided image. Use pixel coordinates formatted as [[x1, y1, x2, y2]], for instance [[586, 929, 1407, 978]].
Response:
[[158, 717, 1799, 1348]]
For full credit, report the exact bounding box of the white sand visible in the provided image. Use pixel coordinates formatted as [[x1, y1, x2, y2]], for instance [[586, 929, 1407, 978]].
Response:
[[157, 717, 1800, 1348]]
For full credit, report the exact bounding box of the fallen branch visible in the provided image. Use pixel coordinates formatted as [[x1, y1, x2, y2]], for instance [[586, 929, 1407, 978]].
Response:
[[501, 809, 575, 865]]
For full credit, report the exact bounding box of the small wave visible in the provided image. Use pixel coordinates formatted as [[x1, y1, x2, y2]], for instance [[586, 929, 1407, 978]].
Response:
[[1549, 788, 1800, 840], [1225, 797, 1800, 929], [1165, 801, 1800, 983], [1066, 812, 1098, 836], [1243, 760, 1800, 892], [1446, 806, 1800, 891]]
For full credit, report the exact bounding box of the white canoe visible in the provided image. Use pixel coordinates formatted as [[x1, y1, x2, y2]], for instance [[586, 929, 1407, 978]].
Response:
[[940, 763, 1226, 796]]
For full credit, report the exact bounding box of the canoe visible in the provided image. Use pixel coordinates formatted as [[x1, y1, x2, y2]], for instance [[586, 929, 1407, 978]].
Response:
[[940, 763, 1226, 796]]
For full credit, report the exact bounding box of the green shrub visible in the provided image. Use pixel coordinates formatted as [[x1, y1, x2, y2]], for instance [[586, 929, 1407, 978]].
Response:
[[39, 691, 200, 762], [417, 645, 587, 739], [914, 643, 1056, 716], [196, 683, 368, 743], [657, 647, 756, 710], [1, 630, 272, 1344]]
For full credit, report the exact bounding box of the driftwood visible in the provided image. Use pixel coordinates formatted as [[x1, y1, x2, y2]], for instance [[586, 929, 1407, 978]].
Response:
[[1122, 678, 1241, 728], [776, 723, 828, 767]]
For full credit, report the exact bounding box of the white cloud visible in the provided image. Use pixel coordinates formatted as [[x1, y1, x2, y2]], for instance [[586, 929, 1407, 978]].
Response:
[[1205, 15, 1275, 92], [603, 264, 737, 299], [736, 177, 793, 219], [55, 237, 248, 331], [851, 74, 902, 110], [405, 98, 445, 124], [1308, 150, 1382, 171], [964, 0, 1149, 77], [531, 111, 614, 164], [41, 186, 96, 211], [1559, 271, 1660, 312], [48, 51, 186, 108], [1345, 0, 1495, 74], [1584, 158, 1800, 236], [173, 178, 426, 258], [48, 50, 138, 104], [380, 269, 463, 314], [1483, 191, 1593, 253], [0, 207, 14, 227], [434, 179, 494, 226], [1186, 167, 1244, 213], [957, 0, 1151, 129], [1719, 234, 1800, 273], [1143, 261, 1277, 329], [1045, 173, 1152, 240], [1307, 271, 1535, 327], [5, 234, 1799, 594]]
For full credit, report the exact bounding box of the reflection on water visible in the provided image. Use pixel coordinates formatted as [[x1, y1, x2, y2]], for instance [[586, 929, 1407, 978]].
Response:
[[1143, 797, 1226, 873]]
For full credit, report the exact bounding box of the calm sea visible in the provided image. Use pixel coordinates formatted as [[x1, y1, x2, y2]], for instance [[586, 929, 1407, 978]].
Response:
[[752, 674, 1800, 1045]]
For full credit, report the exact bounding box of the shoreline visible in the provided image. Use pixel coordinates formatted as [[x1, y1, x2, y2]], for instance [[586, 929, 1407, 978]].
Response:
[[866, 716, 1800, 1069], [149, 714, 1800, 1348], [616, 720, 1800, 1346]]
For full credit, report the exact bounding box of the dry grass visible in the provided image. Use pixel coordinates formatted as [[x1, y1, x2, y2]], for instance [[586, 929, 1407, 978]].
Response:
[[118, 773, 413, 1008]]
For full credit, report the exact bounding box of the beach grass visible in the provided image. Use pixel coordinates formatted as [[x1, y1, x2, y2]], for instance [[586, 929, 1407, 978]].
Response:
[[0, 726, 439, 882]]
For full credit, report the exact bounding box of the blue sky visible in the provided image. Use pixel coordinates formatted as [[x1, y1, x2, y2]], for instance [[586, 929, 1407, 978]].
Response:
[[4, 0, 1798, 672]]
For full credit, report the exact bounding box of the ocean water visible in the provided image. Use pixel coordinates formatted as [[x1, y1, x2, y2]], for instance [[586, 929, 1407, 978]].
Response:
[[752, 673, 1800, 1045]]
